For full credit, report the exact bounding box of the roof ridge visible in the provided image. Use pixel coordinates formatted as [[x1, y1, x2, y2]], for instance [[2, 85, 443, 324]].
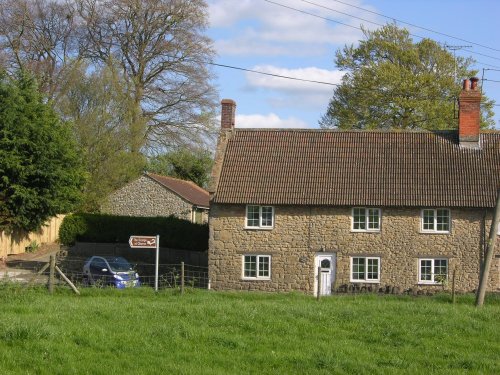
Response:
[[147, 172, 208, 192], [146, 172, 183, 182], [233, 128, 500, 134]]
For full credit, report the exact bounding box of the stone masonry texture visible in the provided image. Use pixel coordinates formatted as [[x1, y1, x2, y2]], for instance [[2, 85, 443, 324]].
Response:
[[208, 204, 500, 294], [102, 175, 194, 221]]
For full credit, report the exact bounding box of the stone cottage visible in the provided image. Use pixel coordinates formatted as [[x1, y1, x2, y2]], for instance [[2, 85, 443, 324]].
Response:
[[208, 79, 500, 295], [102, 173, 209, 224]]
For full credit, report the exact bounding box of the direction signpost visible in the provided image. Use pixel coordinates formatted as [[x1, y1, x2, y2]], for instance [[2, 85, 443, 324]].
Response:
[[129, 235, 160, 291]]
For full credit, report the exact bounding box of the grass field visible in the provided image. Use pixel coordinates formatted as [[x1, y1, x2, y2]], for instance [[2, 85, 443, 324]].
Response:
[[0, 285, 499, 375]]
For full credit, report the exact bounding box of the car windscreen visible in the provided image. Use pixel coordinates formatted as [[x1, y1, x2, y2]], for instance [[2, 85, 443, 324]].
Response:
[[106, 257, 133, 272]]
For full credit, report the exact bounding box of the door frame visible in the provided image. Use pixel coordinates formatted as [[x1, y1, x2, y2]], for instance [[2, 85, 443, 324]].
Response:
[[314, 253, 336, 296]]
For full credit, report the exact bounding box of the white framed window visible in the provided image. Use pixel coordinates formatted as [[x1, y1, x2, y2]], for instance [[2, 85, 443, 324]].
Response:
[[245, 205, 274, 229], [352, 208, 381, 232], [350, 256, 380, 283], [242, 255, 271, 279], [418, 258, 448, 284], [421, 209, 450, 233]]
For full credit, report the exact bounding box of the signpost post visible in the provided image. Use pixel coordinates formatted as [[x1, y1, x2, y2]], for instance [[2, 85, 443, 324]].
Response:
[[129, 235, 160, 291]]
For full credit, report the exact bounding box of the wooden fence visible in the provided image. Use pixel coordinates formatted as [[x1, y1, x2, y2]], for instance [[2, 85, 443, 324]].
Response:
[[0, 215, 65, 258]]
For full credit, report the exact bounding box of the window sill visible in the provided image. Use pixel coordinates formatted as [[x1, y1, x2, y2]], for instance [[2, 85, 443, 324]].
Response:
[[417, 282, 445, 286], [244, 226, 274, 231], [350, 229, 381, 233], [241, 278, 271, 281], [349, 280, 380, 284], [419, 231, 450, 235]]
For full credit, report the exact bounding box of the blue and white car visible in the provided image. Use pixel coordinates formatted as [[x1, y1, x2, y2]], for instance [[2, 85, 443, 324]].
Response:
[[83, 256, 140, 288]]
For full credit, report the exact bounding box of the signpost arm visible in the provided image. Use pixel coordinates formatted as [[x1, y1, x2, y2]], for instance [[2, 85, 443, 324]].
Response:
[[155, 235, 160, 292]]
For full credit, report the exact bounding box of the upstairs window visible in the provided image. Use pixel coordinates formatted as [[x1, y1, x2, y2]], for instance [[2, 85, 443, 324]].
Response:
[[246, 205, 274, 229], [419, 258, 448, 284], [352, 208, 381, 232], [421, 209, 450, 233]]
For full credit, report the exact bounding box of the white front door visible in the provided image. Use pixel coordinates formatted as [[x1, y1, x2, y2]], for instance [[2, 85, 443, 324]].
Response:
[[315, 253, 336, 296]]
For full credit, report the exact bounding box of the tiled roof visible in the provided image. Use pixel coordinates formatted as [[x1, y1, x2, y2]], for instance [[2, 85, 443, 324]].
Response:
[[213, 130, 500, 208], [146, 173, 209, 207]]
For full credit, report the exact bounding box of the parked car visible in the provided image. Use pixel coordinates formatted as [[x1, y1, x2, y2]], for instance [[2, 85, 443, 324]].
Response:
[[83, 256, 140, 288]]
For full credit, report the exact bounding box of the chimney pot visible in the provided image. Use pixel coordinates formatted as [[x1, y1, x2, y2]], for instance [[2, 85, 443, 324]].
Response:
[[470, 76, 479, 90], [220, 99, 236, 129], [463, 78, 470, 91]]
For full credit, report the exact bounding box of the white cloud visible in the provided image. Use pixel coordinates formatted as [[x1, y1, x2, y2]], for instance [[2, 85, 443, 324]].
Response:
[[209, 0, 256, 28], [208, 0, 379, 56], [246, 65, 343, 93], [235, 113, 310, 128]]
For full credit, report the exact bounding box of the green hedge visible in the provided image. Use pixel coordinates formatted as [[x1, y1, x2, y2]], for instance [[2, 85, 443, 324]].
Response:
[[59, 213, 208, 251]]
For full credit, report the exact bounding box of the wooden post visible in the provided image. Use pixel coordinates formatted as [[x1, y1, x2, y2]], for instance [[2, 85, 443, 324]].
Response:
[[451, 268, 456, 304], [55, 266, 80, 295], [317, 266, 321, 301], [476, 189, 500, 307], [181, 262, 185, 295], [48, 255, 56, 294]]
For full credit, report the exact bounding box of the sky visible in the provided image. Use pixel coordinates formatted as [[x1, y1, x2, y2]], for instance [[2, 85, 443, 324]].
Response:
[[206, 0, 500, 129]]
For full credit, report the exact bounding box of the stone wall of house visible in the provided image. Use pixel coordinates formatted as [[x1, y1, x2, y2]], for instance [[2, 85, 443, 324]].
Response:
[[102, 176, 193, 221], [209, 204, 500, 294]]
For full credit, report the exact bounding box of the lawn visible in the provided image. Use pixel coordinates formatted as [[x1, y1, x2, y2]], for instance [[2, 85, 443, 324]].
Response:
[[0, 285, 499, 375]]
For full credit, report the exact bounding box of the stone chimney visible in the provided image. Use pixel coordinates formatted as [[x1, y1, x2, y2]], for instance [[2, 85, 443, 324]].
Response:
[[221, 99, 236, 129], [458, 77, 481, 149], [209, 99, 237, 196]]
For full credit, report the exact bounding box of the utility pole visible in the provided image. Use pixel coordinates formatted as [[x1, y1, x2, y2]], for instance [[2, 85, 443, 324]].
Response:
[[476, 189, 500, 307], [444, 43, 472, 83], [444, 44, 472, 119]]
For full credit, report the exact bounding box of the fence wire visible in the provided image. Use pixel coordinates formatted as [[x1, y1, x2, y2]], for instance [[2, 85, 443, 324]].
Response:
[[0, 256, 209, 291]]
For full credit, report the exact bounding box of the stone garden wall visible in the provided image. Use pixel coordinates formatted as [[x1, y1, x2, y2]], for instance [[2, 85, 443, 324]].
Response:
[[209, 204, 500, 294]]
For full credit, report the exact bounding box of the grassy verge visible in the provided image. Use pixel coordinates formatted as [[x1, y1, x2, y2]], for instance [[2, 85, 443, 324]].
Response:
[[0, 285, 498, 374]]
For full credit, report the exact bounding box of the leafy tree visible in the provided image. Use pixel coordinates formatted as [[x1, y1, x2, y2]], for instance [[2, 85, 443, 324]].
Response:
[[0, 72, 85, 232], [320, 24, 495, 130], [57, 62, 146, 212], [147, 148, 213, 188]]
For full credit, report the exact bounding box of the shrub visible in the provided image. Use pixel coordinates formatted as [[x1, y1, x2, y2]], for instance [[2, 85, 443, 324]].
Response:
[[58, 214, 88, 246], [58, 213, 208, 251]]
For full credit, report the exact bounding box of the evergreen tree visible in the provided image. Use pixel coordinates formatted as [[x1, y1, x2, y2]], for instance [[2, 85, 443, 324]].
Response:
[[0, 72, 85, 232]]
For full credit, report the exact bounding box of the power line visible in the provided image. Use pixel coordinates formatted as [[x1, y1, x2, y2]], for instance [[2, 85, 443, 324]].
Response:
[[208, 60, 457, 102], [122, 52, 459, 103], [210, 62, 339, 87], [322, 0, 500, 53], [206, 60, 491, 118], [264, 0, 500, 65], [295, 0, 500, 62], [475, 61, 500, 70], [263, 0, 360, 31]]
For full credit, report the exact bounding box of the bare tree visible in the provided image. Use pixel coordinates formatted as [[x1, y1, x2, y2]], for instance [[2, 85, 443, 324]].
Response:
[[0, 0, 79, 97], [77, 0, 218, 149]]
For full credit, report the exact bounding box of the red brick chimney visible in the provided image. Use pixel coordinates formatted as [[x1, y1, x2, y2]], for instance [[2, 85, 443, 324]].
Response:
[[458, 77, 481, 149], [221, 99, 236, 129]]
